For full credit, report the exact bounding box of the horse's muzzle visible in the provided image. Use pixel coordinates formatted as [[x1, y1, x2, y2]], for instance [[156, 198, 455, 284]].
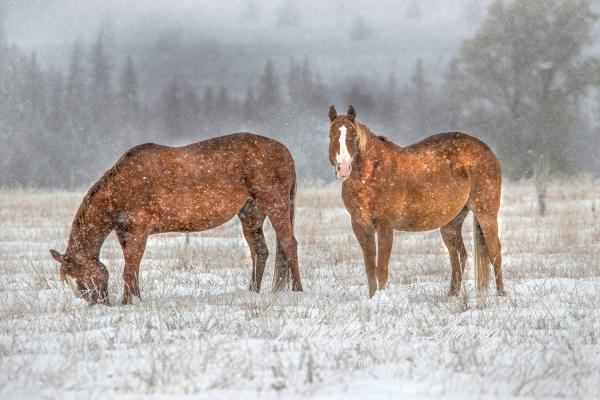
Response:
[[336, 162, 352, 181]]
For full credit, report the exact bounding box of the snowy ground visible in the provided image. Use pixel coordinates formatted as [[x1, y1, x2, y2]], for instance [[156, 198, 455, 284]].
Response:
[[1, 181, 600, 399]]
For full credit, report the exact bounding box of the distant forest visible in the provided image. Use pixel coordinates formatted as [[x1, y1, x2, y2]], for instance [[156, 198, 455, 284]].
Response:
[[1, 0, 599, 188]]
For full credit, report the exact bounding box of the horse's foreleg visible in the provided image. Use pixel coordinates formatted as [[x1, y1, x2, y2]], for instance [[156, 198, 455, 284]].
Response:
[[375, 226, 393, 290], [117, 227, 148, 305], [352, 220, 377, 298]]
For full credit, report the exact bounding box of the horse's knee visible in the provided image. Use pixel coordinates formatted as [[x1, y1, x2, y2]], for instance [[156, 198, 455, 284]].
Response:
[[256, 242, 269, 260], [278, 236, 298, 252]]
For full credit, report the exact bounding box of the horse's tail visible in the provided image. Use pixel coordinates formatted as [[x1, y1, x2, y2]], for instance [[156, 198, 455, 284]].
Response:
[[289, 175, 296, 234], [473, 215, 491, 293], [273, 176, 296, 292]]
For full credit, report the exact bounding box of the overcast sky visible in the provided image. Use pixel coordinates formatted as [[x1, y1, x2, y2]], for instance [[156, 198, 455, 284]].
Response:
[[3, 1, 491, 70]]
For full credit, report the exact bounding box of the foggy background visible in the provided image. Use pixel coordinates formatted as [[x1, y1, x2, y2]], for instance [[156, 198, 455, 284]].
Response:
[[1, 0, 599, 188]]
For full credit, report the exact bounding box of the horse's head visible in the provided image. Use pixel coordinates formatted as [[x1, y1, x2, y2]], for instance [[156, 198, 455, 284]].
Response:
[[328, 105, 361, 181], [50, 249, 109, 305]]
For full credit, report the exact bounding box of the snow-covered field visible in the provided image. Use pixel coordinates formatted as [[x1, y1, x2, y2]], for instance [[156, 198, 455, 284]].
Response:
[[1, 181, 599, 399]]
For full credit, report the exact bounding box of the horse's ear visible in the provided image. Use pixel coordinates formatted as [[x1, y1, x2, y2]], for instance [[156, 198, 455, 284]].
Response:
[[329, 105, 337, 122], [347, 105, 356, 122], [49, 249, 64, 263]]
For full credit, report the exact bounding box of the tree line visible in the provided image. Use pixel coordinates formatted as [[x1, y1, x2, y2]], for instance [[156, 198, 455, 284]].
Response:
[[1, 0, 599, 194]]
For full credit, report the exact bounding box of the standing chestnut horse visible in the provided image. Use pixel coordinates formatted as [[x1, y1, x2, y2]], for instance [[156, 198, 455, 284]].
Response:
[[50, 133, 302, 305], [328, 105, 505, 298]]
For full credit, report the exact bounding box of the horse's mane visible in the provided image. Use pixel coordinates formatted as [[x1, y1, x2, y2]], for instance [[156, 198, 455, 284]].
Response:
[[71, 144, 154, 238], [354, 122, 371, 154], [71, 165, 120, 235], [377, 135, 395, 145]]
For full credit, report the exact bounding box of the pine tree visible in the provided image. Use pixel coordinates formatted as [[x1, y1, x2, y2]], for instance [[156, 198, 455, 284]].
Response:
[[441, 57, 462, 130], [343, 80, 375, 116], [89, 31, 113, 128], [65, 42, 87, 133], [257, 61, 280, 115], [381, 73, 400, 131], [216, 85, 230, 117], [287, 58, 302, 103], [243, 83, 255, 122], [118, 55, 140, 124], [161, 78, 182, 137], [182, 86, 200, 136], [45, 69, 66, 186], [300, 57, 314, 102], [24, 53, 45, 128], [47, 70, 65, 134], [407, 59, 431, 136], [202, 85, 215, 129]]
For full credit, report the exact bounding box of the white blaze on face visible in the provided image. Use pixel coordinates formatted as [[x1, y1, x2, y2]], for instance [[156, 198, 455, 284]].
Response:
[[65, 274, 82, 298], [335, 124, 353, 179], [336, 125, 351, 163]]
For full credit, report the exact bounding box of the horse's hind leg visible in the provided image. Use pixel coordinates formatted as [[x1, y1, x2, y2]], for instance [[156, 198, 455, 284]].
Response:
[[116, 225, 149, 305], [472, 212, 505, 296], [440, 206, 469, 296], [469, 189, 505, 296], [256, 198, 302, 292], [238, 201, 268, 292]]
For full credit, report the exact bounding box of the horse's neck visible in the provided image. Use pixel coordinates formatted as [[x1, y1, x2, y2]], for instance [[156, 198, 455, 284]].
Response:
[[65, 187, 115, 260], [354, 130, 402, 176]]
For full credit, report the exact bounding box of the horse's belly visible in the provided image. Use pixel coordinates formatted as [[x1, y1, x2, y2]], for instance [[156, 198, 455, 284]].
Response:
[[150, 189, 248, 232], [393, 206, 463, 231], [389, 183, 469, 232]]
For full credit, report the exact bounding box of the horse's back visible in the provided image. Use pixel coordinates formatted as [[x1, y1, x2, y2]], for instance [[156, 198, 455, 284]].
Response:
[[102, 133, 295, 232], [406, 132, 500, 176], [115, 133, 293, 172], [407, 132, 492, 154], [110, 133, 295, 200]]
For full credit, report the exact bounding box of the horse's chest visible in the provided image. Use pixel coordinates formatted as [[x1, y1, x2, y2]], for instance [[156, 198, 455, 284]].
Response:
[[342, 185, 373, 226]]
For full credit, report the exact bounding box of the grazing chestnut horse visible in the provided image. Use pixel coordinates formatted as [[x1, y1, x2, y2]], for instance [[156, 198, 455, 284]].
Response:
[[328, 105, 505, 298], [50, 133, 302, 305]]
